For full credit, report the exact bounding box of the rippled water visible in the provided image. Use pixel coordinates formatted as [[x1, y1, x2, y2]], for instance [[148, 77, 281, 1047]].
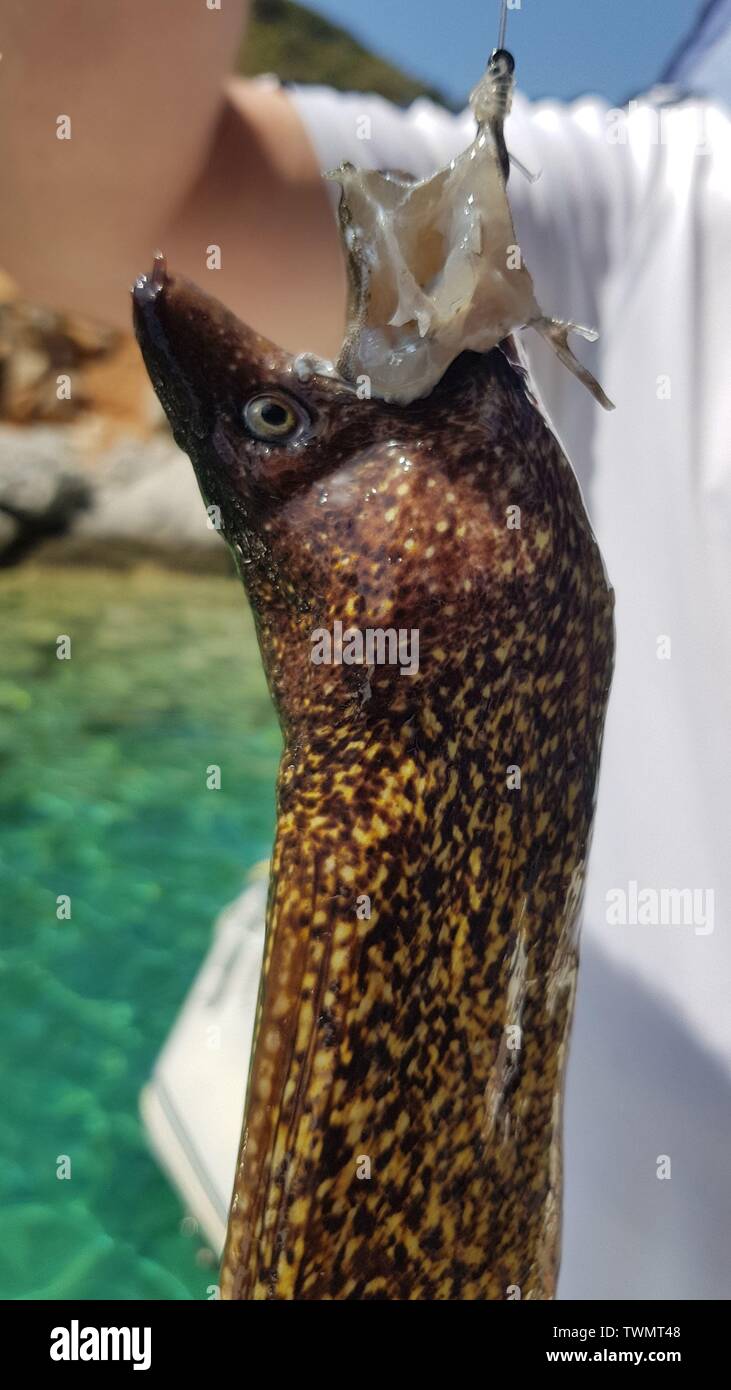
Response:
[[0, 564, 280, 1299]]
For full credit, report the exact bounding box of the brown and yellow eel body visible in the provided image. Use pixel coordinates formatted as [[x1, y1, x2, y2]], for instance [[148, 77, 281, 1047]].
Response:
[[133, 259, 614, 1300]]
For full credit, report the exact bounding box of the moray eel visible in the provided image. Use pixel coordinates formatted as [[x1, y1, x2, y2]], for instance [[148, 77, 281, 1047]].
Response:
[[133, 255, 614, 1300]]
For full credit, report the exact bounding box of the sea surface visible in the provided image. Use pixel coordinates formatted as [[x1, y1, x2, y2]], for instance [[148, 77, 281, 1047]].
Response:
[[0, 563, 280, 1299]]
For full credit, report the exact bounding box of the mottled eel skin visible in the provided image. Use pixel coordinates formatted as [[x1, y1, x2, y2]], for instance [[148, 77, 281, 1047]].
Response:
[[133, 262, 614, 1300]]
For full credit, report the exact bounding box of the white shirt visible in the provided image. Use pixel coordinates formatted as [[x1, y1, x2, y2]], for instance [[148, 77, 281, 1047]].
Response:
[[144, 81, 731, 1300], [288, 81, 731, 1297]]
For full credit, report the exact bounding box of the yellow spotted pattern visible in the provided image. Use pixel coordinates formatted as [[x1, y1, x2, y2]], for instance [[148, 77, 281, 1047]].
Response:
[[136, 277, 614, 1303]]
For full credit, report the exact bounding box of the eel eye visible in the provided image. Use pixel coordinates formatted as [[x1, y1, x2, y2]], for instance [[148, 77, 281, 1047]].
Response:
[[243, 392, 308, 442]]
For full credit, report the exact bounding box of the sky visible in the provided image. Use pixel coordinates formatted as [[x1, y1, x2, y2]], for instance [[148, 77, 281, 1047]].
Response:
[[305, 0, 704, 106]]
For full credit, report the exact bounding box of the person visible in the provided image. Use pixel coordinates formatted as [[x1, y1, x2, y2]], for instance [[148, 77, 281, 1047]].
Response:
[[0, 1, 346, 356], [4, 0, 730, 1298]]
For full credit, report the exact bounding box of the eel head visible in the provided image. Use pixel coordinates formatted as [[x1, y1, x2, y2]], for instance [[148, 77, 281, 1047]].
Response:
[[133, 254, 595, 740]]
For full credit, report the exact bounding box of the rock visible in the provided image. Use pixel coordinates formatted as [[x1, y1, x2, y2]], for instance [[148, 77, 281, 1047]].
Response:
[[0, 289, 229, 568], [74, 436, 225, 551], [0, 293, 125, 424], [0, 421, 229, 569], [0, 508, 20, 552]]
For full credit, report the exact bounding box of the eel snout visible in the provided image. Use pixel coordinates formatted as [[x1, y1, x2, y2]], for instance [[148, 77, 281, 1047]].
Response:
[[131, 255, 397, 529], [132, 249, 168, 307], [132, 254, 298, 459]]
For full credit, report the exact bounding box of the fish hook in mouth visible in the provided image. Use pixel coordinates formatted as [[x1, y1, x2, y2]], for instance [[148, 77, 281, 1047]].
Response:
[[132, 250, 168, 308]]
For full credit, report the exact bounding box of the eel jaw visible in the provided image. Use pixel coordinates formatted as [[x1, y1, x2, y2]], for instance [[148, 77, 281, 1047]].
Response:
[[132, 249, 168, 308], [132, 252, 209, 447], [131, 253, 297, 464]]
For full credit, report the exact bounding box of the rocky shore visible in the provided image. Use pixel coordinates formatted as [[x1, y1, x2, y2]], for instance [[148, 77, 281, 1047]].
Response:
[[0, 420, 232, 572], [0, 281, 231, 573]]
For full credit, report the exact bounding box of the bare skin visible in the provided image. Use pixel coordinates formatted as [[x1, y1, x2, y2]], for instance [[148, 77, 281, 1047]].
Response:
[[0, 0, 346, 357]]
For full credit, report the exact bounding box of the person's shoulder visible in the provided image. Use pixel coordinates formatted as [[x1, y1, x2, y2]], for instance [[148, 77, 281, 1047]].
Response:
[[286, 81, 474, 178]]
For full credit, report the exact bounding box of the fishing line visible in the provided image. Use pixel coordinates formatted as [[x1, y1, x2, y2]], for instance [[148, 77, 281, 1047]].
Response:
[[490, 0, 540, 183], [496, 0, 509, 51]]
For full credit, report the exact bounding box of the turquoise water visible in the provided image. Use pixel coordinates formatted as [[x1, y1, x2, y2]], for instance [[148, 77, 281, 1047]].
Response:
[[0, 564, 280, 1299]]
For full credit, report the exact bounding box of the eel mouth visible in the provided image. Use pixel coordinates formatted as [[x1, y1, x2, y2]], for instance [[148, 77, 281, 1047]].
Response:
[[131, 253, 300, 460], [131, 251, 211, 445], [131, 253, 295, 395], [132, 250, 168, 309]]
